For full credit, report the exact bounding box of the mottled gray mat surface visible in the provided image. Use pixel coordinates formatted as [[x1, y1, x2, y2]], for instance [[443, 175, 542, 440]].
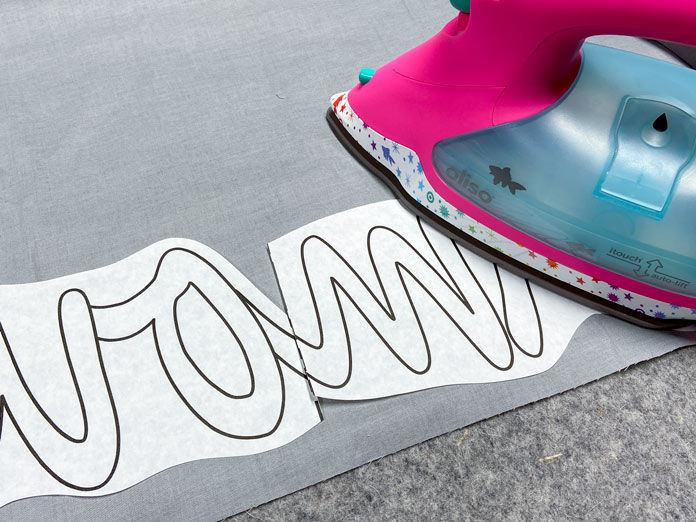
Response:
[[0, 1, 694, 521], [229, 346, 696, 522]]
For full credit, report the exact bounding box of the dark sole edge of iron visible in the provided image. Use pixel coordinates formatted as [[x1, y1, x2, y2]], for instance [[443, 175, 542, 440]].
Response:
[[326, 107, 691, 330]]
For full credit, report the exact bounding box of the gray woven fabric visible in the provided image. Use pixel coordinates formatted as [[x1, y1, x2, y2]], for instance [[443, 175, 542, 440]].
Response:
[[0, 315, 692, 522], [0, 1, 692, 520]]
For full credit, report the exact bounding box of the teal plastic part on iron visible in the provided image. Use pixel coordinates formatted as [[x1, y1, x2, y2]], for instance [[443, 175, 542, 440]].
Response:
[[598, 97, 696, 216], [449, 0, 471, 13], [432, 43, 696, 298], [358, 68, 375, 84]]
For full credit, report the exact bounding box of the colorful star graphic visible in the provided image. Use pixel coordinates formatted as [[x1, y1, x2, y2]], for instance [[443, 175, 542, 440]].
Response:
[[332, 93, 345, 112]]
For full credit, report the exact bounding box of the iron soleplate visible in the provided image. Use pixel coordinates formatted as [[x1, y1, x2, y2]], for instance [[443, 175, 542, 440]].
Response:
[[326, 107, 691, 329]]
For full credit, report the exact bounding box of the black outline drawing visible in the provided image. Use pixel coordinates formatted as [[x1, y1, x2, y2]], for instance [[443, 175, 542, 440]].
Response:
[[271, 217, 543, 391], [0, 215, 545, 495], [0, 248, 299, 493], [0, 290, 120, 491]]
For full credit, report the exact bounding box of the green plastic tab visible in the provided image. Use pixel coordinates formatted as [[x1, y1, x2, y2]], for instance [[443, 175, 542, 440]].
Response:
[[358, 68, 375, 84], [450, 0, 470, 13]]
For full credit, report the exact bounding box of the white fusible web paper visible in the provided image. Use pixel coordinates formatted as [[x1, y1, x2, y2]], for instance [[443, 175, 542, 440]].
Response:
[[0, 239, 320, 508], [269, 200, 596, 400]]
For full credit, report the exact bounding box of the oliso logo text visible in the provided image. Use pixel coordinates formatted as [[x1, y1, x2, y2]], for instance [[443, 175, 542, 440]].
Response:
[[443, 168, 493, 204]]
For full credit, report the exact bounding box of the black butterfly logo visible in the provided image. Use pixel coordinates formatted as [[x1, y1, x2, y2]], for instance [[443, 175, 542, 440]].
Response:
[[489, 165, 526, 195]]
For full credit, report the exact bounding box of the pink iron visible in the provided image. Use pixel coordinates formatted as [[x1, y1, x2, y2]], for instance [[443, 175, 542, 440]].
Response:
[[328, 0, 696, 327]]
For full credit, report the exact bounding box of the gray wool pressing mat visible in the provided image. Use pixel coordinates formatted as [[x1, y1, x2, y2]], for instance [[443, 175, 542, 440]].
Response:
[[0, 1, 694, 521]]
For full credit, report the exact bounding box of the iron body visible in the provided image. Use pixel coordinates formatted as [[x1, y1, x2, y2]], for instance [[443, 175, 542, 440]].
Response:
[[328, 0, 696, 327]]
